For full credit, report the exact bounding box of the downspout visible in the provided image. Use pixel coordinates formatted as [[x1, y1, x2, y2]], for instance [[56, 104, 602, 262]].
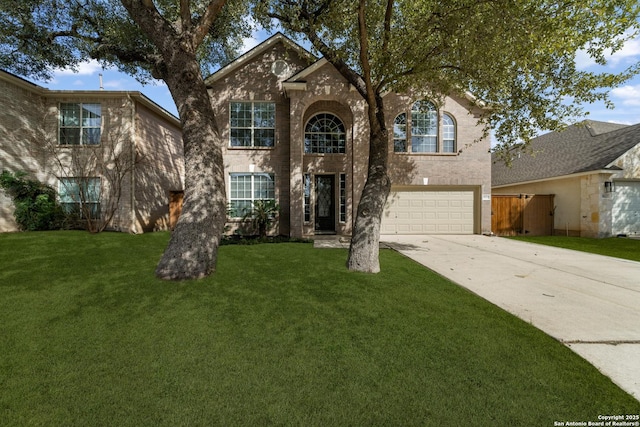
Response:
[[127, 93, 138, 233]]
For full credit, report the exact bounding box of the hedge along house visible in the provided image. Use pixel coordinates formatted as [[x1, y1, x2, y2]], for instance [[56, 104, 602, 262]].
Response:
[[0, 69, 184, 233], [204, 33, 492, 238], [492, 121, 640, 238]]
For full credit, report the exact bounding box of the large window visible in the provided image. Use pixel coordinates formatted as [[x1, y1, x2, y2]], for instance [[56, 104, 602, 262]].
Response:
[[229, 173, 275, 217], [393, 101, 456, 153], [230, 102, 275, 147], [58, 177, 101, 218], [59, 103, 101, 145], [411, 101, 438, 153], [304, 113, 346, 154]]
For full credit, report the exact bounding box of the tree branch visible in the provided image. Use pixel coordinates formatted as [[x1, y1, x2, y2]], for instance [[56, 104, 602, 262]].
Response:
[[357, 0, 376, 108], [192, 0, 227, 48], [180, 0, 192, 32]]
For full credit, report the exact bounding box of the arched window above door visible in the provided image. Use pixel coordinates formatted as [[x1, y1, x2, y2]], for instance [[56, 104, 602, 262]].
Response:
[[304, 113, 346, 154]]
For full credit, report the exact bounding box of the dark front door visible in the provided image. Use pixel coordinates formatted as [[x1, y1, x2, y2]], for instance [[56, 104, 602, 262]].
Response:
[[315, 175, 335, 232]]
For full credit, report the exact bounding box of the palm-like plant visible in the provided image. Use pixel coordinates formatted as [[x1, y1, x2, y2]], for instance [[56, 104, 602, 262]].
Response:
[[242, 199, 279, 238]]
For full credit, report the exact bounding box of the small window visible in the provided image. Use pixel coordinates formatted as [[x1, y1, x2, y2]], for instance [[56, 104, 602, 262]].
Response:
[[230, 102, 275, 147], [304, 113, 346, 154], [339, 174, 346, 223], [59, 177, 101, 218], [443, 113, 456, 153], [411, 101, 437, 153], [59, 103, 101, 145], [303, 174, 311, 223], [229, 173, 275, 217], [393, 113, 407, 153]]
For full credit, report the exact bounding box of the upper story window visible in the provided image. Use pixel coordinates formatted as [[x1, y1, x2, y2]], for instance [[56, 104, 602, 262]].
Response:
[[393, 100, 456, 154], [393, 113, 407, 153], [304, 113, 346, 154], [230, 101, 275, 147], [442, 113, 456, 153], [59, 103, 101, 145], [411, 101, 438, 153]]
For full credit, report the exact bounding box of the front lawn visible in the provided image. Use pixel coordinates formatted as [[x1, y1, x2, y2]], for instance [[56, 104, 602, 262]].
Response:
[[509, 236, 640, 262], [1, 231, 638, 425]]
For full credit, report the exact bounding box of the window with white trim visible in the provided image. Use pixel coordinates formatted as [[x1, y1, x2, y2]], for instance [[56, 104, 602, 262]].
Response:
[[411, 101, 438, 153], [303, 173, 311, 223], [393, 101, 456, 154], [59, 177, 101, 218], [229, 173, 275, 217], [304, 113, 346, 154], [339, 174, 346, 223], [59, 103, 101, 145], [393, 113, 407, 153], [443, 113, 456, 153], [230, 102, 275, 147]]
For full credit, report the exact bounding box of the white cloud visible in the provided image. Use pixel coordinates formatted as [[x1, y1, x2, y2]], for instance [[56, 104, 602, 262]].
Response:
[[102, 78, 129, 90], [576, 31, 640, 70], [608, 36, 640, 67], [241, 35, 261, 52], [54, 59, 104, 76], [610, 84, 640, 106]]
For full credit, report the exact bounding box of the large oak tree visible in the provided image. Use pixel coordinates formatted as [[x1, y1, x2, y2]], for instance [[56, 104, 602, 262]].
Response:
[[264, 0, 640, 272], [1, 0, 251, 280]]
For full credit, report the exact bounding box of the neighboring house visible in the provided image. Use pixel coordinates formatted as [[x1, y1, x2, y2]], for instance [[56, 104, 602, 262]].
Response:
[[204, 33, 492, 238], [492, 120, 640, 237], [0, 69, 184, 233]]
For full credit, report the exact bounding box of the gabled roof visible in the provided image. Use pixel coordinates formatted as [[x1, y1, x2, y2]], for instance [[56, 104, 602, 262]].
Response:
[[204, 32, 316, 85], [0, 69, 180, 126], [492, 120, 640, 187]]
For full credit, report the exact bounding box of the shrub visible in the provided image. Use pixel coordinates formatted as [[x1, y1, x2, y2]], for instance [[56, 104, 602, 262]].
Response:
[[241, 199, 279, 238], [0, 171, 66, 231]]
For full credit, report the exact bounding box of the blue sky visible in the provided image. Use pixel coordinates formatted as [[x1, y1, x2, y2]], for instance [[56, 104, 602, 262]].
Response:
[[27, 28, 640, 129]]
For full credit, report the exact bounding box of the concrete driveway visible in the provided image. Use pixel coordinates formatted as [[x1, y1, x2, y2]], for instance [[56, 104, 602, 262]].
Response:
[[381, 234, 640, 402]]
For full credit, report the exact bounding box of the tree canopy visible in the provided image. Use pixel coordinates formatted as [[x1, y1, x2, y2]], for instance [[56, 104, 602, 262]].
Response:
[[264, 0, 640, 150], [0, 0, 251, 82]]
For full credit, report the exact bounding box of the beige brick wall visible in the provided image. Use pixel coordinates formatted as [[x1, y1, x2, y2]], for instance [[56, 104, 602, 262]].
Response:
[[133, 101, 184, 232], [0, 73, 49, 231], [207, 42, 314, 236]]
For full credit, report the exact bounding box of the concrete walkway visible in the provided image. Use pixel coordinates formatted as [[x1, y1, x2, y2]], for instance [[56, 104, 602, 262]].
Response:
[[380, 234, 640, 402]]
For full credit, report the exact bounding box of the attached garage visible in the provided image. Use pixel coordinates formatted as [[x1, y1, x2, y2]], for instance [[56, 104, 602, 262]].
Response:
[[381, 186, 479, 235], [613, 181, 640, 235]]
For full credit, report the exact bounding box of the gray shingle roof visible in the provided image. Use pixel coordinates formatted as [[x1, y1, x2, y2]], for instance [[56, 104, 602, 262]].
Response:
[[492, 120, 640, 187]]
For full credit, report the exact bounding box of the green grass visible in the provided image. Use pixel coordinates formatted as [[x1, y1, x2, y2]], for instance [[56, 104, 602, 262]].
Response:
[[1, 231, 638, 426], [509, 236, 640, 262]]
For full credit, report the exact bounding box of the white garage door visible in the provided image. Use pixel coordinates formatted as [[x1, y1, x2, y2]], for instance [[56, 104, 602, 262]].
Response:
[[381, 189, 475, 235], [613, 181, 640, 235]]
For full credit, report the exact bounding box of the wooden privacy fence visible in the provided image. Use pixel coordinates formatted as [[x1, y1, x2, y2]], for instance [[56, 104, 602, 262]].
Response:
[[491, 194, 555, 236], [169, 191, 184, 230]]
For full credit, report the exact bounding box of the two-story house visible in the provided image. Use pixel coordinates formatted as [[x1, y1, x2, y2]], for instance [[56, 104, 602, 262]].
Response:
[[0, 69, 184, 233], [204, 33, 491, 238]]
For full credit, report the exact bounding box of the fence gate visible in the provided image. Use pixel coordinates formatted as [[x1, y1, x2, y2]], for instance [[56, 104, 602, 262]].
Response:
[[491, 194, 555, 236]]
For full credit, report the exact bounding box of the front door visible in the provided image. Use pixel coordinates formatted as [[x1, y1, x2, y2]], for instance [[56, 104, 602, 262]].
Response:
[[315, 175, 335, 232]]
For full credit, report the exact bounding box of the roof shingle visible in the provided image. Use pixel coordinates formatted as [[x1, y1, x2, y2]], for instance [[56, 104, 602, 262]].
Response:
[[492, 120, 640, 186]]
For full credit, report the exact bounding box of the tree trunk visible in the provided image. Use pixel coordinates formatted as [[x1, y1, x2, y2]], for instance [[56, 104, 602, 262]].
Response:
[[154, 59, 227, 281], [347, 113, 391, 273]]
